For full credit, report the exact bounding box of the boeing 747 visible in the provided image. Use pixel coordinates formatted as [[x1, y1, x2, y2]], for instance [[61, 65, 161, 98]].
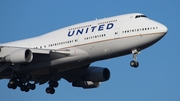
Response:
[[0, 13, 168, 94]]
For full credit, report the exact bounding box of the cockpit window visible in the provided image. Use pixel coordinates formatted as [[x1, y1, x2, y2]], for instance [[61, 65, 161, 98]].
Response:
[[135, 15, 147, 18]]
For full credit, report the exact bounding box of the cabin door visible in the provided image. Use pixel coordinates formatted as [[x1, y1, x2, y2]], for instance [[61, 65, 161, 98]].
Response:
[[74, 34, 79, 46], [114, 28, 120, 38]]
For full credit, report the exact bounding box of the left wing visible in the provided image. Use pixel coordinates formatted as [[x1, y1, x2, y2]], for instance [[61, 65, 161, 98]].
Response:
[[0, 46, 82, 74], [0, 46, 110, 94]]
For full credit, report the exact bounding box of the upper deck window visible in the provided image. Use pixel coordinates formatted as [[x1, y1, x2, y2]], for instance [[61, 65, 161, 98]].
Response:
[[135, 15, 147, 18]]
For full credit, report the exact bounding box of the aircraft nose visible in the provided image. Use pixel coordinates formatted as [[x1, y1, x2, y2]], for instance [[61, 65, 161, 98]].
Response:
[[158, 23, 168, 34], [161, 24, 168, 33]]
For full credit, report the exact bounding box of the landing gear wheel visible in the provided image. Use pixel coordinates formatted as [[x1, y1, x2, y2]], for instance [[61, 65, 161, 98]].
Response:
[[27, 83, 36, 90], [24, 87, 30, 92], [7, 83, 13, 89], [130, 60, 139, 68], [7, 83, 12, 89], [30, 84, 36, 90], [46, 87, 55, 94], [20, 85, 26, 91], [7, 79, 18, 89], [20, 85, 29, 92], [130, 49, 140, 68], [11, 85, 17, 89], [7, 83, 17, 89]]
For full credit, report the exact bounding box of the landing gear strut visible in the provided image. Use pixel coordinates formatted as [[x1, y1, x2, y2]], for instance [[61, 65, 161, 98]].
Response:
[[130, 49, 140, 68]]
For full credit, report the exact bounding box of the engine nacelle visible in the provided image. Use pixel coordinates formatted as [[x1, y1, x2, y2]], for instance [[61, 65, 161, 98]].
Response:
[[2, 49, 33, 63], [84, 66, 110, 82], [72, 80, 101, 89]]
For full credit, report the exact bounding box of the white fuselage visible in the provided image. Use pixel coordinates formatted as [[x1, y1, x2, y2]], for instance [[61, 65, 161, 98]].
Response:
[[1, 13, 167, 74]]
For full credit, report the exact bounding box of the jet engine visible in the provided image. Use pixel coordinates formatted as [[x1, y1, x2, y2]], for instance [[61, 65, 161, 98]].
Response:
[[83, 66, 110, 82], [1, 49, 33, 63], [72, 66, 110, 88]]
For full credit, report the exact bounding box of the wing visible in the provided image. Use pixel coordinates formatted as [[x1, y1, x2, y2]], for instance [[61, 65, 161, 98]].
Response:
[[0, 46, 89, 76], [0, 46, 110, 94]]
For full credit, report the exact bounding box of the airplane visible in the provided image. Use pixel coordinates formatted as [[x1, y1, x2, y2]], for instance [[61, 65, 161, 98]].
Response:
[[0, 13, 168, 94]]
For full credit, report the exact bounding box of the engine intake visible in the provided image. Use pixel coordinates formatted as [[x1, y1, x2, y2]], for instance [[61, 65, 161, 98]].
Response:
[[1, 49, 33, 63]]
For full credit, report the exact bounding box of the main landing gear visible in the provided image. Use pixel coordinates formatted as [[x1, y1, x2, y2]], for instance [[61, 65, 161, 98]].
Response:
[[46, 80, 59, 94], [7, 73, 36, 92], [130, 49, 140, 68], [7, 70, 60, 94], [45, 69, 59, 94]]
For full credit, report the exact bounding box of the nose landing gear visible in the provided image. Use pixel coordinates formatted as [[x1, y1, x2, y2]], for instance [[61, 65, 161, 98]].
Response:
[[130, 49, 140, 68]]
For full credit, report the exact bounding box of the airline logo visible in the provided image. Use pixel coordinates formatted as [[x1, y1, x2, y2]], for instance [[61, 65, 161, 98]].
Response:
[[68, 23, 114, 37]]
